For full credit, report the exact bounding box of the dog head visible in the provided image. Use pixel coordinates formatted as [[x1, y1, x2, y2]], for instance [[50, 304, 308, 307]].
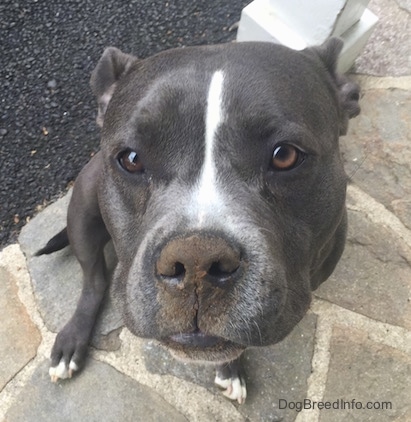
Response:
[[91, 39, 360, 362]]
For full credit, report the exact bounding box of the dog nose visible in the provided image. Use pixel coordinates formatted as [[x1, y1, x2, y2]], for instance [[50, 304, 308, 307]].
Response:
[[156, 234, 242, 289]]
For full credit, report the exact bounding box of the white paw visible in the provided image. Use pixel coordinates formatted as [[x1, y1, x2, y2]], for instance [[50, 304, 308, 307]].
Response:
[[215, 374, 247, 404], [49, 359, 79, 382]]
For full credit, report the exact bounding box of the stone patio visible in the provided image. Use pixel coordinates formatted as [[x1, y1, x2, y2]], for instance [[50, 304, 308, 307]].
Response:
[[1, 0, 410, 420]]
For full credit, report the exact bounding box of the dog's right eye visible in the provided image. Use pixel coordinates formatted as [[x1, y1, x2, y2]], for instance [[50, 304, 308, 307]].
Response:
[[118, 150, 144, 173]]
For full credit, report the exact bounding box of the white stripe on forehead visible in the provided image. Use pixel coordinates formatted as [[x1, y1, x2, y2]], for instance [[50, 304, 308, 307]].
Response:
[[202, 70, 224, 191], [191, 70, 226, 226]]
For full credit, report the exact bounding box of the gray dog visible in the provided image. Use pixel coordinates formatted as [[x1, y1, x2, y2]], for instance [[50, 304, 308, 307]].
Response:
[[37, 38, 360, 403]]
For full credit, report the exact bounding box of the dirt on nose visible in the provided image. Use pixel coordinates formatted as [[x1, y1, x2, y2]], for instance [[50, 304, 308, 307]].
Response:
[[156, 234, 241, 284]]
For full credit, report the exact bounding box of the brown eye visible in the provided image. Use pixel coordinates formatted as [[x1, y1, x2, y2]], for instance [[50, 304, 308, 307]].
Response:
[[118, 150, 144, 173], [271, 144, 304, 171]]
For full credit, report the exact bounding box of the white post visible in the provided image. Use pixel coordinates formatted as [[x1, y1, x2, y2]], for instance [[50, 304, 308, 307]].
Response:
[[236, 0, 378, 73]]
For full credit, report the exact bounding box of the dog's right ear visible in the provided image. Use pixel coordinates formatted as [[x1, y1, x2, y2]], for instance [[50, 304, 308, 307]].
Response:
[[90, 47, 137, 127]]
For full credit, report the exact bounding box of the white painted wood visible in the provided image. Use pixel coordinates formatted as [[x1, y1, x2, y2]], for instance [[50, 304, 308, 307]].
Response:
[[332, 0, 370, 36], [236, 0, 378, 73], [266, 0, 370, 44]]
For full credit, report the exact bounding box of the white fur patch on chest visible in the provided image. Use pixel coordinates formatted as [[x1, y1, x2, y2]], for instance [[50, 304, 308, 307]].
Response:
[[191, 70, 226, 226]]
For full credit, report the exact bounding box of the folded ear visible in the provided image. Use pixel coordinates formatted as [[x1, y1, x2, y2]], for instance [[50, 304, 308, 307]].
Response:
[[90, 47, 137, 127], [309, 37, 361, 135]]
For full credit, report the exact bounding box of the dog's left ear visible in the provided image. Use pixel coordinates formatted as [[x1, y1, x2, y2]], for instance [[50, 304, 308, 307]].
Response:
[[90, 47, 137, 127], [309, 38, 361, 135]]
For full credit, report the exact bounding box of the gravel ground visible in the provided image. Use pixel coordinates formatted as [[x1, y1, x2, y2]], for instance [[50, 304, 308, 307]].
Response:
[[0, 0, 248, 246]]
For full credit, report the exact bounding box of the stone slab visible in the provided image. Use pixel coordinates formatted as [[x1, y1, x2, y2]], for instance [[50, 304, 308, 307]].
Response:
[[341, 88, 411, 229], [316, 207, 411, 330], [239, 313, 316, 422], [0, 266, 41, 390], [144, 313, 317, 422], [354, 0, 411, 76], [396, 0, 411, 12], [18, 191, 123, 351], [320, 325, 411, 421], [4, 359, 187, 422]]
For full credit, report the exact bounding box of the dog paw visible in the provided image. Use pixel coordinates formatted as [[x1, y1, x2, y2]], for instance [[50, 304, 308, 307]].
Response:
[[215, 374, 247, 404], [49, 323, 88, 382], [49, 359, 79, 383]]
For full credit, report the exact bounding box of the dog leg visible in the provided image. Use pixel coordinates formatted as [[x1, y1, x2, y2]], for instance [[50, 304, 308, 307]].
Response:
[[215, 357, 247, 404], [49, 153, 110, 382]]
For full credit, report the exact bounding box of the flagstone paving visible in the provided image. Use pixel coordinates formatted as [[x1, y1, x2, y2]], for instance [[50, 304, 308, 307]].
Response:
[[1, 1, 410, 420]]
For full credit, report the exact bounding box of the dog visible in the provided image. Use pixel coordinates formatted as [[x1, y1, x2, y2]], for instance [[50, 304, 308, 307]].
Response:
[[36, 38, 360, 404]]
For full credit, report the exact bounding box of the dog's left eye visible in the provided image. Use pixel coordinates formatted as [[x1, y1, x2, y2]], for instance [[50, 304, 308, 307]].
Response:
[[271, 144, 305, 171], [118, 150, 144, 173]]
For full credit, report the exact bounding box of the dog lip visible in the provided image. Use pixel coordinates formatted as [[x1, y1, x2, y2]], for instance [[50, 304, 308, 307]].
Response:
[[168, 331, 223, 348]]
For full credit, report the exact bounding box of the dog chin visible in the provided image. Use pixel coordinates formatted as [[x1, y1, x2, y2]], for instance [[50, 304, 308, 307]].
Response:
[[162, 334, 246, 363]]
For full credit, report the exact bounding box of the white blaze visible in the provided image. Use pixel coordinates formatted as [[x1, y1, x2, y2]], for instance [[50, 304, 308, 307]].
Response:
[[194, 70, 225, 226]]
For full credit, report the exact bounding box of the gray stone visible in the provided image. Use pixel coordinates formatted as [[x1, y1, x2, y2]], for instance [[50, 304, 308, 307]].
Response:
[[143, 340, 215, 390], [0, 266, 41, 390], [395, 0, 411, 14], [320, 325, 411, 421], [19, 190, 71, 257], [238, 314, 316, 422], [5, 359, 187, 422], [144, 313, 317, 422], [354, 0, 411, 76], [341, 88, 411, 229], [391, 199, 411, 231], [316, 208, 411, 330], [19, 191, 123, 350]]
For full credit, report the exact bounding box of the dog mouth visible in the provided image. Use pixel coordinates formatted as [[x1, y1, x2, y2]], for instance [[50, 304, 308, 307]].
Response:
[[162, 330, 246, 362], [168, 331, 224, 348]]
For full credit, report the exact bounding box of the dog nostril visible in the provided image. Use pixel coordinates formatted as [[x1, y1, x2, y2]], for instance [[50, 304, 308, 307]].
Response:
[[157, 261, 186, 290], [208, 261, 238, 279], [159, 261, 186, 278], [156, 234, 242, 288], [174, 262, 185, 278]]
